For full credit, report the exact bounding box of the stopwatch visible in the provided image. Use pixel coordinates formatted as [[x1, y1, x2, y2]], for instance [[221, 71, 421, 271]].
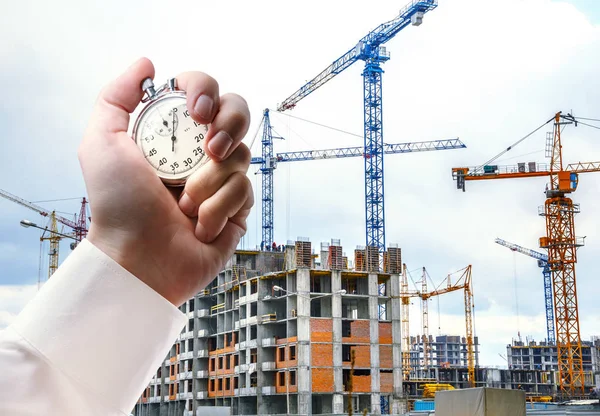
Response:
[[132, 77, 210, 186]]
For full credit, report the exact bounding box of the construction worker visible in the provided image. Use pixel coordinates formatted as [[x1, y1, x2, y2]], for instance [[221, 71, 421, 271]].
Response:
[[0, 58, 253, 415]]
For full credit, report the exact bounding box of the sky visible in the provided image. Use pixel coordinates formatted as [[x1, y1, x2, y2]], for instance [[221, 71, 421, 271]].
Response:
[[1, 0, 600, 369]]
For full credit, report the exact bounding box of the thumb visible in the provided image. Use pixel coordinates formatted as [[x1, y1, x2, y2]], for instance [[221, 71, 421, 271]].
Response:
[[88, 57, 155, 135]]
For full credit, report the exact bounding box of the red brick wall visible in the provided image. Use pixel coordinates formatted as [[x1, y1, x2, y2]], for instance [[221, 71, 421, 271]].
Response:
[[208, 375, 236, 397], [312, 343, 333, 367], [311, 318, 333, 342], [379, 322, 392, 344], [276, 344, 298, 369], [342, 320, 370, 344], [312, 368, 334, 392], [379, 345, 393, 369], [348, 375, 371, 393], [343, 345, 370, 368], [275, 371, 299, 393], [380, 371, 393, 393]]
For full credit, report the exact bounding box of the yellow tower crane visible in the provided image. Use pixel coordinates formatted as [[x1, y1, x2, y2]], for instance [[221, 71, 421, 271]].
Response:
[[1, 188, 89, 282], [418, 266, 475, 387], [396, 265, 475, 386]]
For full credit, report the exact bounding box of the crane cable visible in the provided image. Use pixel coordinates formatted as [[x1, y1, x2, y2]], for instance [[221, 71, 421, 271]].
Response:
[[474, 117, 555, 173], [272, 109, 363, 139]]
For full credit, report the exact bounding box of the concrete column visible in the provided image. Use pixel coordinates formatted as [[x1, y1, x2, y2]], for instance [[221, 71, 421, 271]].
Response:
[[390, 273, 403, 397], [332, 270, 343, 410], [368, 272, 381, 414], [333, 394, 345, 415], [296, 268, 312, 416]]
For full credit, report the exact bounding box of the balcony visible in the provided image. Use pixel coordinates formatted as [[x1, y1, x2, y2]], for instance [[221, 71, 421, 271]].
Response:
[[234, 321, 240, 330], [197, 370, 209, 378], [262, 337, 277, 347], [261, 386, 276, 395], [239, 387, 257, 396], [239, 341, 247, 349], [187, 311, 195, 319], [239, 364, 249, 373], [148, 397, 160, 404], [246, 339, 258, 349], [198, 309, 210, 318], [197, 349, 209, 358], [197, 329, 209, 337], [180, 331, 193, 341], [240, 318, 248, 327], [262, 361, 277, 371], [260, 313, 277, 324], [196, 391, 207, 400], [177, 392, 193, 400], [180, 351, 194, 360], [247, 316, 258, 326], [235, 343, 240, 351], [234, 366, 240, 374]]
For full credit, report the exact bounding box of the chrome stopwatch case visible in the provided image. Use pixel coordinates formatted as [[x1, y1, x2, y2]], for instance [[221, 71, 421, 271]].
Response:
[[132, 77, 210, 186]]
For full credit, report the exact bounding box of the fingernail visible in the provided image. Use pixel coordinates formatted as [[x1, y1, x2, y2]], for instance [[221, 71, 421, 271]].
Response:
[[194, 95, 214, 120], [208, 131, 233, 160], [178, 193, 197, 217]]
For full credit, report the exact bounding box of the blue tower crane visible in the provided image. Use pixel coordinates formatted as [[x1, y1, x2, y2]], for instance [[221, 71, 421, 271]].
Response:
[[251, 109, 466, 249], [494, 238, 555, 344], [276, 0, 438, 254]]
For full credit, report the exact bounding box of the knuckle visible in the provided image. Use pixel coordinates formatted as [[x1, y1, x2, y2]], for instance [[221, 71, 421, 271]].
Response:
[[232, 144, 251, 166]]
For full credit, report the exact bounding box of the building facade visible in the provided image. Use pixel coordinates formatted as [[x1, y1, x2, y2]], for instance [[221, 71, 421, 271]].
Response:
[[134, 239, 405, 416]]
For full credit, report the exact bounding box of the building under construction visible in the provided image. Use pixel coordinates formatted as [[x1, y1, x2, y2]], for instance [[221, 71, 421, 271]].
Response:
[[132, 238, 599, 415], [134, 238, 405, 415]]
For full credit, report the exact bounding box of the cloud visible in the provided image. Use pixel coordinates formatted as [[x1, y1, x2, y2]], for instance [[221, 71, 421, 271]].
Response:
[[1, 0, 600, 369], [0, 285, 37, 329]]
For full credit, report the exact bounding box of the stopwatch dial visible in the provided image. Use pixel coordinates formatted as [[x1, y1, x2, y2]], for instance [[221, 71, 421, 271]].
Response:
[[136, 95, 209, 183]]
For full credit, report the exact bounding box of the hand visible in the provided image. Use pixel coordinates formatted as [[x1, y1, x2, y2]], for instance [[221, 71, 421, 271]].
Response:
[[78, 57, 253, 306]]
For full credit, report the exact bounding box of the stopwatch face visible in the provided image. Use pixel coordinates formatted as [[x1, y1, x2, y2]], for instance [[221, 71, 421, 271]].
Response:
[[133, 93, 210, 186]]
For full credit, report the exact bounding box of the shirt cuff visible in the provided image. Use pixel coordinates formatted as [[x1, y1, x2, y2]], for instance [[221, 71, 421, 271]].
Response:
[[11, 239, 186, 414]]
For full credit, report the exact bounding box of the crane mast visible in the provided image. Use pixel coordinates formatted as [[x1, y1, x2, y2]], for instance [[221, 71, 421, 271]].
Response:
[[276, 0, 438, 263], [541, 113, 584, 397], [400, 264, 412, 380], [420, 267, 430, 375]]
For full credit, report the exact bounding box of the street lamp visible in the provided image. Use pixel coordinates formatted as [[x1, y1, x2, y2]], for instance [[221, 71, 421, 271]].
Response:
[[272, 285, 346, 415], [20, 219, 77, 241]]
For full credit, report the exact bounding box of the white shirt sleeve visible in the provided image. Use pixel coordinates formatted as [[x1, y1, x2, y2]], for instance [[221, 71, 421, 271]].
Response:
[[0, 239, 187, 416]]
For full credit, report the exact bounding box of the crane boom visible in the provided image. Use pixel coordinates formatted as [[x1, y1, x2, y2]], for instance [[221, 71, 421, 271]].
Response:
[[1, 188, 79, 231], [254, 109, 465, 249], [277, 0, 438, 112], [495, 238, 548, 262], [251, 138, 465, 164], [495, 237, 554, 343]]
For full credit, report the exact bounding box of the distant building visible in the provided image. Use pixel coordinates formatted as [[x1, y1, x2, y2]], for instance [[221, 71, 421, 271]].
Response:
[[408, 334, 480, 376]]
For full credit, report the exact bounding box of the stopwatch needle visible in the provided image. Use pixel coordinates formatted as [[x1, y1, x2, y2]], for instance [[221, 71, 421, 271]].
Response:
[[171, 110, 177, 152]]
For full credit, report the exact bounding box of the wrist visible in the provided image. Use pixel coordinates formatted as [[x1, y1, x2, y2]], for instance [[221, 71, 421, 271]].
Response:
[[87, 226, 182, 306]]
